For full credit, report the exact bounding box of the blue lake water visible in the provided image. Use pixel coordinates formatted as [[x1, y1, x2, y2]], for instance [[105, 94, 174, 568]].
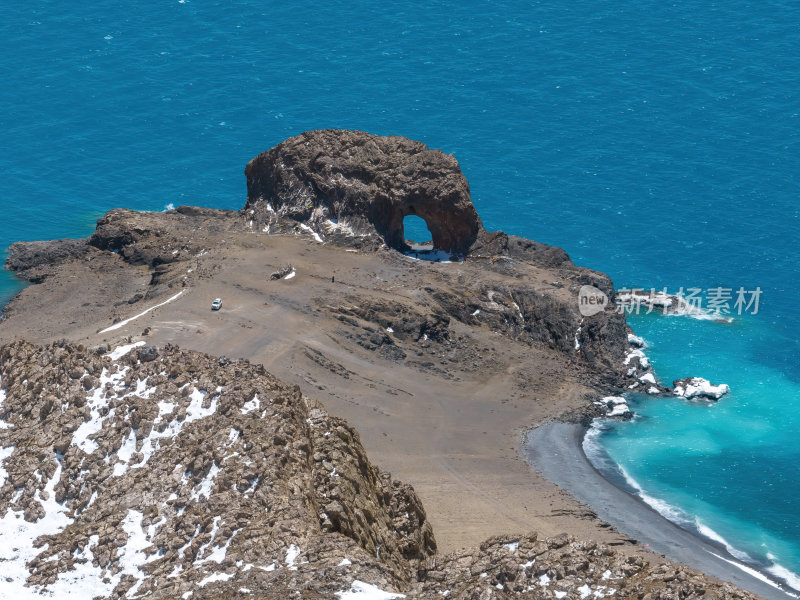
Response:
[[1, 0, 798, 588]]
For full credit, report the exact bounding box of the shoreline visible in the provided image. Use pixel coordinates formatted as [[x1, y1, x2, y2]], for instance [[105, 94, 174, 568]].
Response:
[[525, 421, 797, 600], [0, 193, 780, 598]]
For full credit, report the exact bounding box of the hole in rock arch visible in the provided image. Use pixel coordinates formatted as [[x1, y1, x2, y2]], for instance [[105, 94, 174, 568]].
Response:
[[402, 215, 433, 248], [401, 214, 458, 262]]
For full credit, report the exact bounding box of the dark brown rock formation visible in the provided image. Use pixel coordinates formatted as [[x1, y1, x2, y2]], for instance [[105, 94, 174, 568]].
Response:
[[244, 129, 484, 253], [5, 239, 89, 283]]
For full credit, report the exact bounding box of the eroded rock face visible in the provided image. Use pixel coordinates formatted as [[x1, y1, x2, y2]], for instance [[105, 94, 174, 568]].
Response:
[[0, 340, 434, 598], [244, 129, 484, 253], [411, 533, 757, 599]]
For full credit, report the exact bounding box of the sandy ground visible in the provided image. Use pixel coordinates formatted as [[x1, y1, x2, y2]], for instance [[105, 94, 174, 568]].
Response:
[[0, 233, 639, 556], [527, 423, 797, 600], [6, 227, 786, 598]]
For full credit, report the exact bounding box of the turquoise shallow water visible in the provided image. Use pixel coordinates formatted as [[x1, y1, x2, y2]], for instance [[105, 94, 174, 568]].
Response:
[[1, 0, 798, 587], [587, 312, 800, 591]]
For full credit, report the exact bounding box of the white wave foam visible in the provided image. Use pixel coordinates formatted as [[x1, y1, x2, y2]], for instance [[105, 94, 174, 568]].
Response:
[[587, 422, 800, 596], [582, 422, 627, 477], [708, 552, 783, 588], [708, 551, 799, 597], [767, 562, 800, 594], [694, 519, 752, 561], [615, 464, 693, 527]]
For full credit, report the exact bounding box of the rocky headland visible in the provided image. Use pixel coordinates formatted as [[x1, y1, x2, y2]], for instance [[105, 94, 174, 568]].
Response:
[[0, 130, 758, 598]]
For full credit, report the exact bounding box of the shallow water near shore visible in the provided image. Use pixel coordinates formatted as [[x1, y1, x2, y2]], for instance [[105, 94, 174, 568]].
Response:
[[1, 0, 798, 591], [586, 311, 800, 592]]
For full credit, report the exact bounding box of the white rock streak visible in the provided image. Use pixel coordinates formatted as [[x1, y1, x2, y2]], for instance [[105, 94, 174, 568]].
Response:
[[99, 291, 184, 333]]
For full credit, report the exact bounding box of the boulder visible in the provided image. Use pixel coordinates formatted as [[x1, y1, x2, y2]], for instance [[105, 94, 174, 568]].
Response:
[[673, 377, 731, 400]]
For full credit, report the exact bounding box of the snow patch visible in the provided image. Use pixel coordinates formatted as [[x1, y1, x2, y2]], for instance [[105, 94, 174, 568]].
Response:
[[299, 223, 323, 243], [503, 541, 519, 553], [336, 580, 406, 599], [404, 248, 459, 263], [131, 387, 218, 470], [118, 510, 157, 598], [111, 428, 138, 477], [198, 572, 234, 587], [0, 460, 81, 598], [99, 291, 184, 333], [608, 403, 630, 417], [285, 544, 302, 570], [240, 394, 261, 415], [639, 372, 656, 384], [107, 341, 146, 360], [191, 463, 220, 502], [72, 366, 129, 454]]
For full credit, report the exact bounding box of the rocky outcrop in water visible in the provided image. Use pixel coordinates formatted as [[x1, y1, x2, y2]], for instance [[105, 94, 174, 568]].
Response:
[[244, 129, 484, 253], [673, 377, 731, 400]]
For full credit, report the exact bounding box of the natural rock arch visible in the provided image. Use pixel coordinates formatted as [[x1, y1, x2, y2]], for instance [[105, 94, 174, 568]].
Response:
[[401, 213, 433, 245], [244, 129, 484, 253]]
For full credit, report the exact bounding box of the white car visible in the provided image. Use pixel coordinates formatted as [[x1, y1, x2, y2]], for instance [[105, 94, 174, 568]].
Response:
[[211, 298, 222, 311]]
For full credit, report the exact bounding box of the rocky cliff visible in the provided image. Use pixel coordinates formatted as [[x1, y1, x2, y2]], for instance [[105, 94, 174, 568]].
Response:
[[244, 129, 483, 254], [0, 341, 756, 599], [0, 340, 433, 598]]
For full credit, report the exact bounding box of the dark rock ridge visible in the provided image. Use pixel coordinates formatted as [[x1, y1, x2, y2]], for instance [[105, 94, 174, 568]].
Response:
[[0, 341, 757, 599], [5, 238, 90, 283], [244, 129, 484, 253]]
